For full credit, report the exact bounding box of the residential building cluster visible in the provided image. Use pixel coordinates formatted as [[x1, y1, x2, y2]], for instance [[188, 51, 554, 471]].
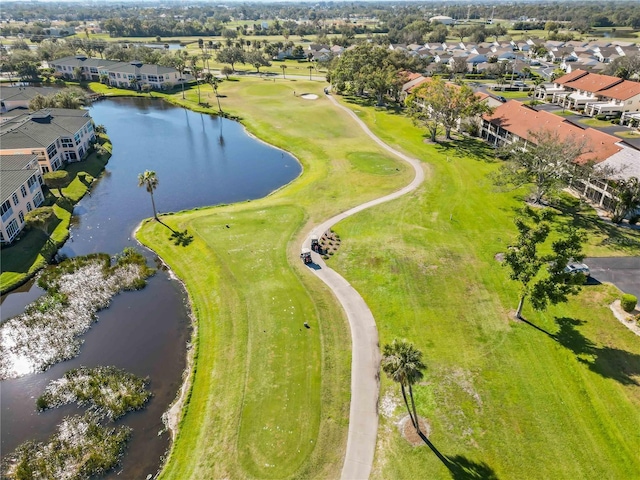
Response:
[[536, 69, 640, 122], [49, 55, 185, 90], [387, 37, 639, 77], [0, 99, 97, 244], [481, 100, 640, 210]]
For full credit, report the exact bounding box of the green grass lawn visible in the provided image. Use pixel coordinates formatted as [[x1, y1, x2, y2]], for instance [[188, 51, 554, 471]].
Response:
[[136, 77, 414, 479], [0, 137, 111, 294], [614, 130, 640, 139], [490, 89, 532, 99], [138, 77, 640, 479], [579, 117, 618, 128], [325, 98, 640, 479]]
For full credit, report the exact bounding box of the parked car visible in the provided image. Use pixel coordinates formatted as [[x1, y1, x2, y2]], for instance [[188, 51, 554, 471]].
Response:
[[565, 262, 590, 277]]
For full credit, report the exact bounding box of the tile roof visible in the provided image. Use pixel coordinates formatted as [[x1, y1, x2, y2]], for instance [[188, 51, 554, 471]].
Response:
[[565, 73, 622, 92], [597, 80, 640, 100], [483, 100, 624, 163], [555, 69, 589, 84]]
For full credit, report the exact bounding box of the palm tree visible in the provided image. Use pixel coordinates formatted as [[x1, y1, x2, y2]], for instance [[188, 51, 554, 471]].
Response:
[[280, 64, 287, 78], [191, 57, 202, 104], [137, 170, 159, 220], [382, 339, 426, 433], [204, 73, 222, 113]]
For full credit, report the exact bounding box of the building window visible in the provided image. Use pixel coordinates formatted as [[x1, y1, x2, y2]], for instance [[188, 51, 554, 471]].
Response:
[[18, 211, 24, 224], [1, 199, 12, 218], [0, 232, 4, 243], [42, 165, 50, 173], [62, 137, 74, 148], [12, 193, 19, 206], [6, 219, 19, 239], [33, 191, 44, 206], [21, 185, 27, 197], [47, 143, 58, 158], [26, 202, 32, 212]]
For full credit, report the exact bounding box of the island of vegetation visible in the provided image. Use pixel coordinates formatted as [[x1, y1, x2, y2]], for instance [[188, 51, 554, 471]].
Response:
[[37, 366, 151, 420], [0, 249, 153, 380], [2, 414, 131, 480]]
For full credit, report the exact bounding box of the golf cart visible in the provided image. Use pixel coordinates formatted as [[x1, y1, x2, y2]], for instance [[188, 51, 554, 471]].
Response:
[[311, 234, 320, 252], [300, 247, 312, 264]]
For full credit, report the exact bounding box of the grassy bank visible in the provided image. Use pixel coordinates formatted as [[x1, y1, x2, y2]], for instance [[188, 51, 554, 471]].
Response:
[[136, 77, 414, 478], [0, 136, 111, 294], [326, 98, 640, 479]]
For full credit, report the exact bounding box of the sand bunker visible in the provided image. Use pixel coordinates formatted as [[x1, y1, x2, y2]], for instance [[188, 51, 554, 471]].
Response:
[[300, 93, 318, 100]]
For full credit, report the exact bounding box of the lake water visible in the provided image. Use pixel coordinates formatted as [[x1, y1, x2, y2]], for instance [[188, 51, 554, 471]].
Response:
[[0, 97, 301, 477]]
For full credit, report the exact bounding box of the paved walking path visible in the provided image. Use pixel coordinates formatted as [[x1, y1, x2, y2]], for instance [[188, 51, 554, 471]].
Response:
[[302, 94, 425, 479]]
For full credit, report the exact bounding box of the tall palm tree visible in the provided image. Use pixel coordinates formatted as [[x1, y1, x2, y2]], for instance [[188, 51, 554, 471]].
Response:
[[204, 73, 222, 113], [280, 64, 287, 78], [191, 57, 203, 104], [137, 170, 159, 220], [382, 339, 426, 433]]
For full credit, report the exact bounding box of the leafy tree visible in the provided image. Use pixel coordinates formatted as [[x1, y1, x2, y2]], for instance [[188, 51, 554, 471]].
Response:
[[382, 339, 426, 433], [603, 54, 640, 80], [496, 128, 591, 204], [73, 66, 83, 81], [25, 206, 57, 242], [216, 46, 245, 72], [406, 77, 491, 141], [221, 65, 233, 79], [44, 171, 70, 198], [450, 56, 469, 75], [137, 170, 159, 220], [246, 50, 270, 73], [504, 207, 585, 319], [610, 178, 640, 224]]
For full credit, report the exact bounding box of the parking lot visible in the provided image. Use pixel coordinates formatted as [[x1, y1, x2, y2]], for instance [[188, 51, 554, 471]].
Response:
[[585, 257, 640, 299]]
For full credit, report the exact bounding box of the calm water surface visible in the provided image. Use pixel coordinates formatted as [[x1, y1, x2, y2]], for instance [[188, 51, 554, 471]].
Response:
[[1, 97, 300, 477]]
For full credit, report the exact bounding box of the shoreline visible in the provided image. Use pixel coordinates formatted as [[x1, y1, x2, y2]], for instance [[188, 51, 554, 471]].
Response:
[[133, 219, 197, 445], [0, 135, 112, 295]]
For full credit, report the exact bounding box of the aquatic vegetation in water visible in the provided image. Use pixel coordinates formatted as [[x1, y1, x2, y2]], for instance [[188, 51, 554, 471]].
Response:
[[37, 366, 151, 421], [0, 249, 154, 380], [2, 414, 131, 480]]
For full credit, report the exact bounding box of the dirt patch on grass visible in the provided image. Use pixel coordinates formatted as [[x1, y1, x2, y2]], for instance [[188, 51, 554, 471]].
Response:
[[610, 300, 640, 337], [399, 415, 431, 446]]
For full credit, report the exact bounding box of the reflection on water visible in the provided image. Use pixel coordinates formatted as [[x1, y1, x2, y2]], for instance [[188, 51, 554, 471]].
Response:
[[1, 97, 301, 477]]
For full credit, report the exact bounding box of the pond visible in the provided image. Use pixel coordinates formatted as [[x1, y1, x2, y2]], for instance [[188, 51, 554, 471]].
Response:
[[1, 97, 301, 478]]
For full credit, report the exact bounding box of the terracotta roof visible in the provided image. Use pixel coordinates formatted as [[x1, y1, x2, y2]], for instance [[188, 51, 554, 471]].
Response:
[[597, 80, 640, 101], [555, 69, 589, 84], [483, 100, 623, 163], [565, 73, 622, 93]]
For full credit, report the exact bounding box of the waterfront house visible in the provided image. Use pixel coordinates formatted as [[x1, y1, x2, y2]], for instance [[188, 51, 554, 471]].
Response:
[[0, 153, 45, 244], [0, 108, 96, 173]]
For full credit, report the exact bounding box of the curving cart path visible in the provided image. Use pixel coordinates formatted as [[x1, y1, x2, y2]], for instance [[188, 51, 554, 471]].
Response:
[[302, 94, 425, 479]]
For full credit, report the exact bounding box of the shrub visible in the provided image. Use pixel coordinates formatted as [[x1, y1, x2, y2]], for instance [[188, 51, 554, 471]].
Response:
[[628, 214, 639, 225], [621, 293, 637, 312]]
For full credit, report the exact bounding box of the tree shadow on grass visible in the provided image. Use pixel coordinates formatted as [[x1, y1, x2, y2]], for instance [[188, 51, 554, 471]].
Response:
[[519, 316, 640, 386], [418, 433, 499, 480], [157, 220, 193, 247], [435, 137, 498, 163], [341, 95, 404, 114], [550, 195, 640, 253]]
